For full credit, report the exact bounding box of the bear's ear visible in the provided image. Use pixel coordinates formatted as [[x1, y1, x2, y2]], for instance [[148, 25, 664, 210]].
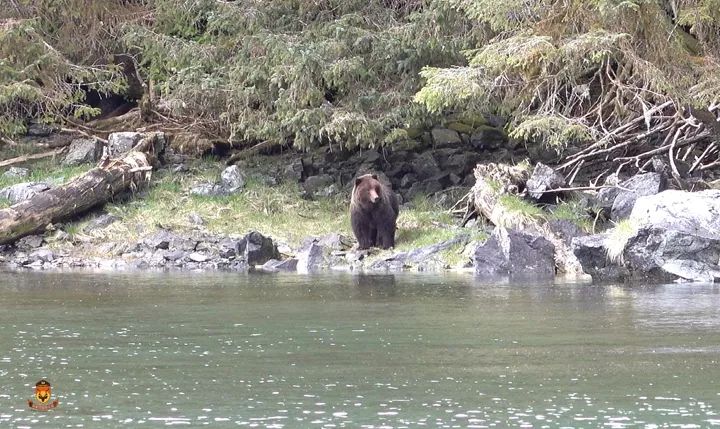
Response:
[[371, 174, 378, 180], [355, 177, 363, 186]]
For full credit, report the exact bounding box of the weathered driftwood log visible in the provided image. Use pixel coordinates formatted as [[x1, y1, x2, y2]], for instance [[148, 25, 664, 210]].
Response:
[[471, 163, 535, 231], [0, 133, 163, 245], [467, 162, 585, 277]]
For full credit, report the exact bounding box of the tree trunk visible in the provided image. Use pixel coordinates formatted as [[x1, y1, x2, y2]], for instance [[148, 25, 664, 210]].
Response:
[[0, 133, 163, 245]]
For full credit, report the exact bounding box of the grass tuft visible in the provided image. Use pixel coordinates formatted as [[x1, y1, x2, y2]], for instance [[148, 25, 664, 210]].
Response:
[[550, 199, 593, 232], [605, 219, 638, 264], [497, 194, 546, 227]]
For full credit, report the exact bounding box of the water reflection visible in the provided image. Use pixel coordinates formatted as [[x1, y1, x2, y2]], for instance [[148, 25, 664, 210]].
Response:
[[1, 271, 720, 427]]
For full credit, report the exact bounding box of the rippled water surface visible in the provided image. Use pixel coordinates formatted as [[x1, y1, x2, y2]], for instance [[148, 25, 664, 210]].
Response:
[[1, 271, 720, 428]]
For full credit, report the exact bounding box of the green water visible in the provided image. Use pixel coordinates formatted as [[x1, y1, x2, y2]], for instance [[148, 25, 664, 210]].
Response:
[[1, 271, 720, 428]]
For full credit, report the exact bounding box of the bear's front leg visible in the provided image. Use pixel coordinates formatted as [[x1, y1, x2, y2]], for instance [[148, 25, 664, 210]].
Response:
[[351, 213, 373, 249], [376, 224, 396, 249]]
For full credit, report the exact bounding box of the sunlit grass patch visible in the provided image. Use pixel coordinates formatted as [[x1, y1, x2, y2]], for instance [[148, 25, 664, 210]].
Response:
[[395, 196, 457, 249], [0, 159, 92, 189], [605, 219, 638, 264], [100, 167, 350, 246], [497, 193, 546, 227]]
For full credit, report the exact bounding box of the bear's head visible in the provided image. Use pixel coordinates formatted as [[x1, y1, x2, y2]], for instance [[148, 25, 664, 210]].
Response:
[[353, 174, 383, 209]]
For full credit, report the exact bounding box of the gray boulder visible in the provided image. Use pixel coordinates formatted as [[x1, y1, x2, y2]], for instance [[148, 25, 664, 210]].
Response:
[[302, 174, 334, 197], [369, 235, 467, 272], [16, 235, 44, 250], [163, 250, 185, 261], [2, 167, 29, 178], [218, 239, 238, 258], [406, 175, 447, 200], [360, 149, 381, 164], [610, 173, 665, 220], [29, 248, 54, 263], [107, 132, 143, 157], [629, 189, 720, 234], [0, 182, 51, 204], [63, 138, 104, 166], [596, 173, 621, 213], [547, 219, 586, 246], [470, 126, 506, 150], [187, 252, 209, 263], [239, 231, 279, 265], [431, 127, 462, 147], [190, 182, 224, 197], [474, 227, 556, 280], [220, 165, 245, 192], [27, 123, 55, 137], [411, 152, 441, 180], [571, 234, 629, 281], [283, 159, 304, 182], [526, 163, 566, 201], [296, 241, 328, 273], [573, 190, 720, 282], [623, 227, 720, 282], [622, 190, 720, 282], [83, 213, 119, 233], [144, 230, 176, 250], [399, 173, 417, 189], [260, 258, 299, 272]]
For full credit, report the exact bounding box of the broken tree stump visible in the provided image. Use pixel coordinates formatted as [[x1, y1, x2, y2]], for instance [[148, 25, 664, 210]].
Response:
[[467, 162, 585, 277], [471, 162, 534, 230], [0, 132, 164, 245]]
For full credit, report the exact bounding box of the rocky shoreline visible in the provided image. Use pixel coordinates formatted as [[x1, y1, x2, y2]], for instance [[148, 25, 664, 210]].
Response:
[[2, 126, 720, 284], [0, 227, 477, 274]]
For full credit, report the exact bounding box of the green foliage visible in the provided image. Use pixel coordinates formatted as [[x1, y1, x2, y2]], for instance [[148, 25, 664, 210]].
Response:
[[498, 194, 546, 222], [121, 0, 483, 149], [509, 115, 592, 152], [550, 200, 593, 232], [4, 0, 719, 153], [416, 0, 720, 153], [0, 16, 126, 136], [395, 195, 459, 250]]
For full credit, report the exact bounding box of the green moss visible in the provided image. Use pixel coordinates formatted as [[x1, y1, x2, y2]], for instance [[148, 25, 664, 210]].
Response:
[[498, 194, 545, 220], [446, 121, 475, 134]]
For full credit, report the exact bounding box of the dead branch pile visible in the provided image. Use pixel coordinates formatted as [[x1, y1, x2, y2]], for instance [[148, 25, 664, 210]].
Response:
[[557, 103, 720, 186]]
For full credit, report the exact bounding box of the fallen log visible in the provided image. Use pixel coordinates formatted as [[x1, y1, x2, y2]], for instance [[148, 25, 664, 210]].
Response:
[[464, 162, 585, 277], [0, 133, 163, 245], [0, 147, 66, 168], [470, 163, 533, 231]]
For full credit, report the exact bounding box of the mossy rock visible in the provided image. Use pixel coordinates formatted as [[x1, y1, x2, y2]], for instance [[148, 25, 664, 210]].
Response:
[[393, 139, 426, 152], [446, 112, 489, 128], [405, 127, 425, 139], [447, 121, 475, 134]]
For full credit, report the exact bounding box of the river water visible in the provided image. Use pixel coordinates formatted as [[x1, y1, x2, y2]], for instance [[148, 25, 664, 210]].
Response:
[[1, 271, 720, 428]]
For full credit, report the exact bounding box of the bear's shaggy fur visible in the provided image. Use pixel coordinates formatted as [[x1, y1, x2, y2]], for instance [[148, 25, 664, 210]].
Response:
[[350, 173, 399, 249]]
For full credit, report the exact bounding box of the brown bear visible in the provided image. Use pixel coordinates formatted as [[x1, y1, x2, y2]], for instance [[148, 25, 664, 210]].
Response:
[[350, 173, 399, 250]]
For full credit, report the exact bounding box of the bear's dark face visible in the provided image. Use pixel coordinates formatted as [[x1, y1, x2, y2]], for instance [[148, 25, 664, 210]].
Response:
[[354, 174, 383, 209]]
